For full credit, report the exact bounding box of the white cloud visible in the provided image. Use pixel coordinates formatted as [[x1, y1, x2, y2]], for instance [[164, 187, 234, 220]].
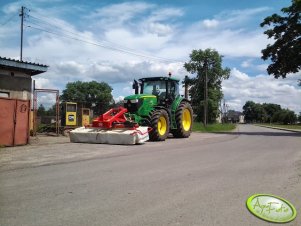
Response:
[[215, 7, 270, 27], [34, 77, 53, 89], [147, 7, 184, 22], [198, 7, 270, 31], [55, 61, 86, 74], [90, 2, 153, 19], [178, 27, 269, 58], [202, 19, 219, 28], [104, 28, 172, 51], [256, 63, 269, 72], [184, 7, 272, 58], [231, 68, 250, 81], [33, 60, 185, 94], [241, 59, 253, 68], [114, 96, 125, 103], [241, 59, 269, 72], [87, 2, 154, 29], [147, 23, 173, 36], [36, 92, 57, 109], [223, 68, 301, 113]]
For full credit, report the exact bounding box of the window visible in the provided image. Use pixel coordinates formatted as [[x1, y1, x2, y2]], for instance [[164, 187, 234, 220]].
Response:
[[0, 92, 9, 98], [167, 81, 179, 98], [67, 104, 77, 112], [142, 81, 166, 96]]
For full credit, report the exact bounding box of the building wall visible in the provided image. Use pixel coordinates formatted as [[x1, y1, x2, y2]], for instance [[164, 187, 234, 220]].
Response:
[[239, 115, 245, 124], [0, 69, 32, 100]]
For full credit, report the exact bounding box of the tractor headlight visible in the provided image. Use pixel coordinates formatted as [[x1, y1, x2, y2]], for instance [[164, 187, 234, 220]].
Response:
[[130, 99, 139, 103]]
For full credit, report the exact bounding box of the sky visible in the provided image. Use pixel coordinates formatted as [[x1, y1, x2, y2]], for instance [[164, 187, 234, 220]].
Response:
[[0, 0, 300, 113]]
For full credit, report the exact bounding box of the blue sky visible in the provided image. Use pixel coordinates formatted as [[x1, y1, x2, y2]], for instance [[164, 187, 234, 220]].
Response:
[[0, 0, 300, 113]]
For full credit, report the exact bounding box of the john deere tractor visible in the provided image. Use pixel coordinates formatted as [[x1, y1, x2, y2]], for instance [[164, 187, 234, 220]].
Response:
[[123, 76, 193, 141]]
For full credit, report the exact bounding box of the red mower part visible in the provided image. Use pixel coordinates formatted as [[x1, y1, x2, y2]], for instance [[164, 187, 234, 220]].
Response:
[[91, 107, 138, 129]]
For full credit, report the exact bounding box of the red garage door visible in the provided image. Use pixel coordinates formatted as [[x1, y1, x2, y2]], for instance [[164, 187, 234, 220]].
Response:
[[0, 98, 30, 146]]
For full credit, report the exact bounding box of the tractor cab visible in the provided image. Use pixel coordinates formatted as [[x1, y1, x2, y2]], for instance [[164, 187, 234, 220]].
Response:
[[133, 77, 180, 105]]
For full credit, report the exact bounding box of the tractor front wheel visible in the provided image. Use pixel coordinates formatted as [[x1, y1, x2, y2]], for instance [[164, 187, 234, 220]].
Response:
[[149, 109, 170, 141], [172, 102, 193, 138]]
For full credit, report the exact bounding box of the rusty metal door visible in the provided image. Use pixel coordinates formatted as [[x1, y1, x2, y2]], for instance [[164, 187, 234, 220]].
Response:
[[0, 98, 16, 146], [14, 100, 30, 145], [0, 98, 30, 146]]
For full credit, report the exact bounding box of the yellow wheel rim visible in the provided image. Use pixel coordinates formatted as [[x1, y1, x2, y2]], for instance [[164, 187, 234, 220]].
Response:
[[158, 116, 167, 136], [182, 109, 192, 131]]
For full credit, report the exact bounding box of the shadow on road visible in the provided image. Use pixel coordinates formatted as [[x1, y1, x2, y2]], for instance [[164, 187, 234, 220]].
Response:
[[213, 131, 301, 137]]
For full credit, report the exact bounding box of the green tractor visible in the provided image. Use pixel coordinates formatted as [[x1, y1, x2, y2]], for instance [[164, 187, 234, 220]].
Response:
[[123, 76, 193, 141]]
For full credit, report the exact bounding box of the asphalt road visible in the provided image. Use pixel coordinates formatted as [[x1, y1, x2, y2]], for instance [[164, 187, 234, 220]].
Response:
[[0, 125, 300, 226]]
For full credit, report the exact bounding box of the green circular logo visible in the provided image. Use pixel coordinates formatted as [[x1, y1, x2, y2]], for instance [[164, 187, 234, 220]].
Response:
[[246, 194, 297, 223]]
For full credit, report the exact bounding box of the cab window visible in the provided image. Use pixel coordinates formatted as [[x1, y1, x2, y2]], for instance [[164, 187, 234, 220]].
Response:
[[142, 81, 166, 96]]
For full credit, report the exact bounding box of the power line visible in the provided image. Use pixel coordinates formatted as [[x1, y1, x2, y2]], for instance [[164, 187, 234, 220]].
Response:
[[27, 15, 137, 53], [25, 10, 179, 63], [27, 24, 176, 62], [28, 10, 168, 57], [28, 15, 81, 37], [28, 14, 155, 56]]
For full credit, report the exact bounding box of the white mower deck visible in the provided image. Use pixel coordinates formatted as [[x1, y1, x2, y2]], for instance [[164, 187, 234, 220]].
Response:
[[69, 126, 149, 145]]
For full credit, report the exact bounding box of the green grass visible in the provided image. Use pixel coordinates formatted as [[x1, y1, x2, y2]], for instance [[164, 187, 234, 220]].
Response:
[[192, 122, 236, 132], [258, 123, 301, 130]]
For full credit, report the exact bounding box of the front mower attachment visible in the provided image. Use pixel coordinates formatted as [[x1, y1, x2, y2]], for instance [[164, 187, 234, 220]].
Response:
[[69, 126, 149, 145], [69, 107, 149, 145]]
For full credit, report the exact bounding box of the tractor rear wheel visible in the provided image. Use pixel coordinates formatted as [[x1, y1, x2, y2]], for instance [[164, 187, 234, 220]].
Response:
[[172, 102, 193, 138], [149, 109, 170, 141]]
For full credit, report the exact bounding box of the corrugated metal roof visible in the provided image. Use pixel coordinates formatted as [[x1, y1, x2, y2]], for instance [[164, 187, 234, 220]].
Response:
[[0, 56, 48, 76]]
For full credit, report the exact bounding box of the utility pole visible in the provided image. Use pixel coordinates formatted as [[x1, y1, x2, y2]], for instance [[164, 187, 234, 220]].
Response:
[[203, 61, 208, 127], [222, 99, 227, 123], [19, 6, 25, 61], [184, 75, 189, 99]]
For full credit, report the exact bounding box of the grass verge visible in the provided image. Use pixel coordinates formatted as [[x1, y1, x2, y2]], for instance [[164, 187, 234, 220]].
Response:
[[257, 123, 301, 130], [192, 122, 236, 132]]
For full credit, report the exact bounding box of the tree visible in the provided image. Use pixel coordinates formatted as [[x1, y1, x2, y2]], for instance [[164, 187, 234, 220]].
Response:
[[243, 101, 257, 123], [254, 103, 267, 123], [184, 49, 230, 124], [61, 81, 113, 115], [272, 109, 297, 124], [243, 101, 268, 123], [37, 104, 46, 116], [260, 0, 301, 78], [262, 103, 281, 122], [283, 110, 297, 124], [45, 104, 57, 116], [243, 101, 297, 124]]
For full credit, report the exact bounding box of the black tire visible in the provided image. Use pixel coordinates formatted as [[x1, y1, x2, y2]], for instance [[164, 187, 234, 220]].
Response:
[[172, 102, 193, 138], [149, 109, 170, 141]]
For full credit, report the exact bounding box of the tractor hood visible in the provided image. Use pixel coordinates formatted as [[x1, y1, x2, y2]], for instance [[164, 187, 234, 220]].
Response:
[[123, 94, 157, 115], [124, 94, 156, 100]]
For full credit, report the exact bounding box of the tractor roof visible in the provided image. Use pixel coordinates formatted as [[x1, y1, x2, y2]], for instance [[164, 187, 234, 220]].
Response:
[[139, 77, 179, 82]]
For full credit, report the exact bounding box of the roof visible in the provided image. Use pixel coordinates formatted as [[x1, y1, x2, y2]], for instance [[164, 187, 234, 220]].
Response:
[[227, 110, 243, 118], [0, 57, 48, 76], [139, 76, 179, 82]]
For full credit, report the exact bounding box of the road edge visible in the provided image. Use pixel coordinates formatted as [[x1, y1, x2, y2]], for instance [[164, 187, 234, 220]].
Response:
[[254, 124, 301, 133]]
